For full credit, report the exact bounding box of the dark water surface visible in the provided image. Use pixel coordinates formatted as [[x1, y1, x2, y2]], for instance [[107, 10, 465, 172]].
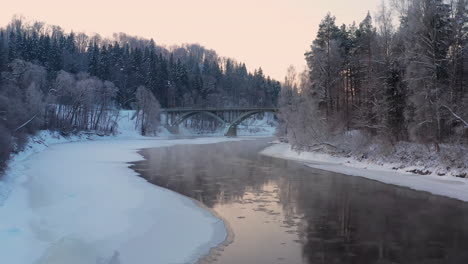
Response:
[[131, 139, 468, 264]]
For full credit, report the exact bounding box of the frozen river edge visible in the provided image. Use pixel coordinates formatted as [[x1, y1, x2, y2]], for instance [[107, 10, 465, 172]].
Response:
[[261, 143, 468, 203], [0, 132, 250, 264]]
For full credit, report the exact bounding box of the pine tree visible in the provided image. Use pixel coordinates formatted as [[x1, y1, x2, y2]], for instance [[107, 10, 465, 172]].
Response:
[[0, 31, 6, 71], [305, 13, 342, 119], [88, 42, 100, 77]]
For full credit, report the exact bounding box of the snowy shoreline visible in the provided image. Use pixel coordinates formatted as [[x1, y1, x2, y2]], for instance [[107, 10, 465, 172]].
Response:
[[0, 129, 251, 264], [261, 143, 468, 202]]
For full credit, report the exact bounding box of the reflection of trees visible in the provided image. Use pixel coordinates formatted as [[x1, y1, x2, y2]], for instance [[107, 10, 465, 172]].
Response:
[[273, 161, 468, 264]]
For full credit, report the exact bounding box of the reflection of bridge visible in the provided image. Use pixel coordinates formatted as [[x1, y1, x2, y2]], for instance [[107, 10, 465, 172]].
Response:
[[161, 107, 278, 136]]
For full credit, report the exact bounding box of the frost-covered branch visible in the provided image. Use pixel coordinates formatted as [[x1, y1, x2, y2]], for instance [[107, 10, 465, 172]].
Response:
[[14, 114, 38, 132], [442, 105, 468, 128]]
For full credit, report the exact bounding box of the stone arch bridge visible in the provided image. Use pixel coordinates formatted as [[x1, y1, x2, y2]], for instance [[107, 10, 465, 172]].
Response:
[[161, 107, 278, 136]]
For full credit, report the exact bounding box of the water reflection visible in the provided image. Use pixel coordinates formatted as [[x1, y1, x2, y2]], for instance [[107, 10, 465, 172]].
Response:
[[131, 139, 468, 264]]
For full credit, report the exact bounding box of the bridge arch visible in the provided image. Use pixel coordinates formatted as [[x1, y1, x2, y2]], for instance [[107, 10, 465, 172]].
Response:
[[225, 109, 277, 136], [172, 111, 227, 127]]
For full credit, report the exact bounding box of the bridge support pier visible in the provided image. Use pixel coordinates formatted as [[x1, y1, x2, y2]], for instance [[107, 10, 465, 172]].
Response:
[[225, 125, 237, 137], [166, 125, 179, 134]]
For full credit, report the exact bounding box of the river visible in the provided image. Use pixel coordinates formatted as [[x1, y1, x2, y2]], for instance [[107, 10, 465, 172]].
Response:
[[131, 138, 468, 264]]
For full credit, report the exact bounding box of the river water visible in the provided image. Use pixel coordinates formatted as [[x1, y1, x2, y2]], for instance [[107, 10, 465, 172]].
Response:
[[130, 138, 468, 264]]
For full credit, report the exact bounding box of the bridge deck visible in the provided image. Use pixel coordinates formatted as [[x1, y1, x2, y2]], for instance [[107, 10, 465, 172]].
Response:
[[161, 107, 278, 112]]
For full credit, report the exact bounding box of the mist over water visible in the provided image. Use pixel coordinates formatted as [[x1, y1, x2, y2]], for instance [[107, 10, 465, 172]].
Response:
[[131, 139, 468, 264]]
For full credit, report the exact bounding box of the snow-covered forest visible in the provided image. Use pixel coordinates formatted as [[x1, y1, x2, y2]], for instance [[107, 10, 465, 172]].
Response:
[[278, 0, 467, 176], [0, 17, 281, 171]]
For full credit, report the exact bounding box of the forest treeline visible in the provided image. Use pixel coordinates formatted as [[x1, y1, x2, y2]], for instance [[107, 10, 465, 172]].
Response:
[[0, 17, 280, 109], [279, 0, 467, 152], [0, 17, 280, 170]]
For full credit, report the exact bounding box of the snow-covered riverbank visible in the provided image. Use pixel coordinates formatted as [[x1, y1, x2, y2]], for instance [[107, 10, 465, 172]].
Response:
[[262, 143, 468, 202], [0, 127, 250, 264]]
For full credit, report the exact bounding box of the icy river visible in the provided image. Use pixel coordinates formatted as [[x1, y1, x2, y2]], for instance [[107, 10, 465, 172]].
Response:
[[132, 138, 468, 264]]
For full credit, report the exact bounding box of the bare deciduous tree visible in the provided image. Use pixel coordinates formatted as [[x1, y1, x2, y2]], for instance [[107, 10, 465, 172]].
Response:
[[135, 86, 161, 136]]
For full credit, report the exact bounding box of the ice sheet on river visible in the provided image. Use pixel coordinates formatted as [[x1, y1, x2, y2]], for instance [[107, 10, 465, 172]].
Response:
[[0, 136, 247, 264]]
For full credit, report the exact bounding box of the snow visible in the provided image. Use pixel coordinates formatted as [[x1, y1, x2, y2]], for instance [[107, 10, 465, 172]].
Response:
[[114, 110, 173, 139], [237, 124, 276, 137], [0, 110, 252, 264], [261, 143, 468, 202], [237, 112, 277, 136]]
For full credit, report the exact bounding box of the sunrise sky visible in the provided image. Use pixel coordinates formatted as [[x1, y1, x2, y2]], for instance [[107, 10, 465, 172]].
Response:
[[0, 0, 383, 80]]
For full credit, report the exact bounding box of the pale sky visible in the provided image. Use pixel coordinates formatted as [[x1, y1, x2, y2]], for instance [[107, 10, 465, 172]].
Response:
[[0, 0, 382, 80]]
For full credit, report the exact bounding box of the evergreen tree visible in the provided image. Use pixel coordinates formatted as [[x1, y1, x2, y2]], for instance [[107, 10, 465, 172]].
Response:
[[0, 31, 6, 71], [306, 13, 343, 118]]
